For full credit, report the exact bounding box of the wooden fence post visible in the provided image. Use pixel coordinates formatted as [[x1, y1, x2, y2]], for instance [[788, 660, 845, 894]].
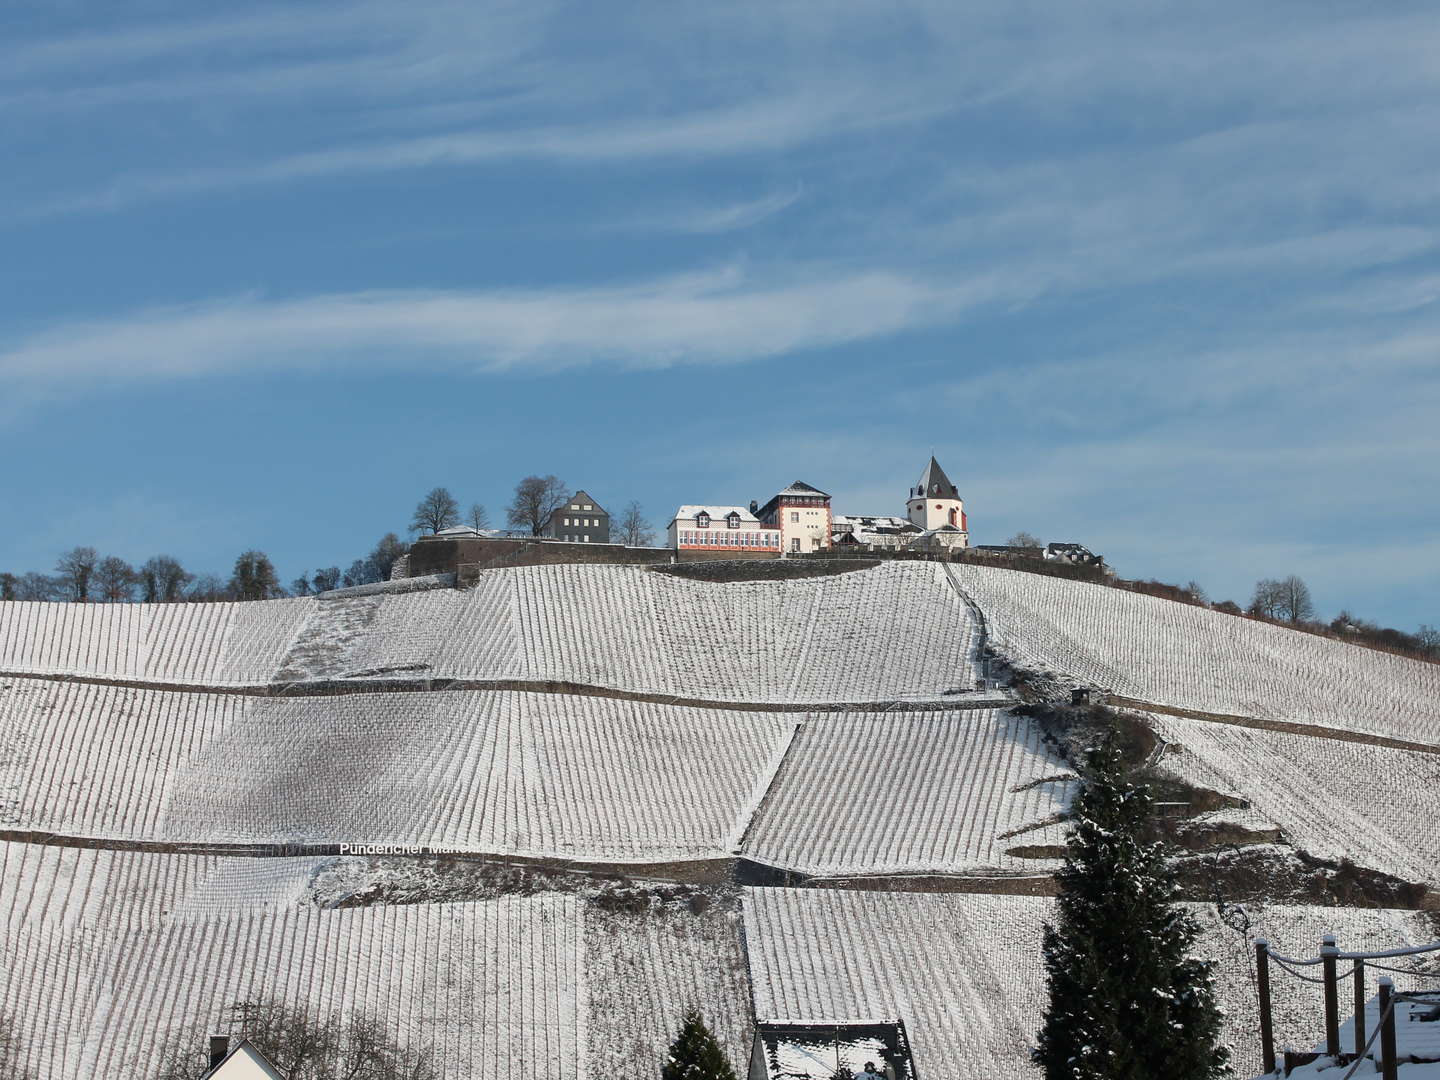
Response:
[[1353, 957, 1366, 1060], [1256, 938, 1276, 1075], [1322, 933, 1340, 1059], [1378, 977, 1398, 1080]]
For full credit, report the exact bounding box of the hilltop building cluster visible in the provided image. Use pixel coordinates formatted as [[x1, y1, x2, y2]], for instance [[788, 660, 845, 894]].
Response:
[[667, 457, 969, 557], [404, 455, 1104, 580]]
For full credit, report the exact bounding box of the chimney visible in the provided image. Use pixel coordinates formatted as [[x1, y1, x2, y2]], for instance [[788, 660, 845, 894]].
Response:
[[209, 1035, 230, 1070], [749, 500, 758, 515]]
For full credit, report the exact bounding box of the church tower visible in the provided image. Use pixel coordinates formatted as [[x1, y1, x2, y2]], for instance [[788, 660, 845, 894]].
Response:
[[906, 456, 968, 543]]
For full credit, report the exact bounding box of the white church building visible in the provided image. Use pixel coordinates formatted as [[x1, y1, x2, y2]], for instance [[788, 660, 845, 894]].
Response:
[[833, 457, 969, 551]]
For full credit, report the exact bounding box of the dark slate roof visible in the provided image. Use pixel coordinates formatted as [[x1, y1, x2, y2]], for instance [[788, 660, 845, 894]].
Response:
[[776, 480, 830, 498], [568, 489, 608, 515], [915, 456, 959, 499]]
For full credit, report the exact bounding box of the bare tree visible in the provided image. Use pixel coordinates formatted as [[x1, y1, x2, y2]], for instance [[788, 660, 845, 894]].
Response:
[[140, 555, 193, 603], [466, 503, 490, 532], [613, 501, 656, 546], [365, 533, 409, 581], [312, 567, 341, 593], [1247, 578, 1282, 619], [1183, 580, 1208, 605], [16, 573, 63, 601], [94, 556, 137, 602], [291, 574, 313, 597], [186, 574, 229, 602], [154, 998, 438, 1080], [0, 573, 15, 601], [229, 550, 282, 601], [55, 546, 99, 602], [1418, 624, 1440, 657], [1274, 574, 1315, 624], [506, 475, 568, 537], [1005, 531, 1042, 549], [1249, 576, 1313, 623], [410, 488, 459, 535]]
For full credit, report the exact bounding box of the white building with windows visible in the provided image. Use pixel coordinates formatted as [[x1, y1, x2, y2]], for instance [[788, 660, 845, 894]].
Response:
[[667, 505, 781, 554], [755, 481, 832, 554]]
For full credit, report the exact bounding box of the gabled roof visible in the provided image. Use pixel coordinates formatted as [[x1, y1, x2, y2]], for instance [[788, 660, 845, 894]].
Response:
[[776, 480, 830, 498], [915, 456, 959, 499], [201, 1040, 287, 1080], [670, 505, 764, 526], [565, 490, 607, 514]]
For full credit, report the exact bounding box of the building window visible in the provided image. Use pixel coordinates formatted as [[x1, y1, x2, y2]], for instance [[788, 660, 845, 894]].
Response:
[[584, 535, 590, 543], [727, 513, 740, 528], [790, 512, 799, 523], [570, 504, 579, 510], [696, 513, 710, 528], [583, 504, 592, 510], [790, 538, 800, 552]]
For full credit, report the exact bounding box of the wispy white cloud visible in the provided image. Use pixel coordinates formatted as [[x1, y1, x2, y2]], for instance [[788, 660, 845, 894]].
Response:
[[608, 187, 804, 234], [0, 265, 1006, 382]]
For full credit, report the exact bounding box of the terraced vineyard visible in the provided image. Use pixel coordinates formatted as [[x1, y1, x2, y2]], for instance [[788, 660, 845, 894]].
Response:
[[743, 887, 1439, 1078], [3, 559, 1439, 1079], [948, 563, 1440, 743], [743, 709, 1072, 876], [1149, 712, 1440, 887]]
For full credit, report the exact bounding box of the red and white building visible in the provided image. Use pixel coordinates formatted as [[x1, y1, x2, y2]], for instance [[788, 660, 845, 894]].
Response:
[[755, 480, 833, 554], [667, 505, 781, 554]]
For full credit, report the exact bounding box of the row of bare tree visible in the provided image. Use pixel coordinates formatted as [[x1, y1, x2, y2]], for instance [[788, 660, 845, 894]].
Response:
[[409, 476, 656, 546]]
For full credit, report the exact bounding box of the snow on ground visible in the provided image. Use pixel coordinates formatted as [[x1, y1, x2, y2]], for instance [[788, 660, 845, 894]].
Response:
[[744, 887, 1049, 1079], [170, 691, 794, 858], [2, 679, 797, 860], [0, 842, 324, 930], [1191, 902, 1439, 1075], [0, 599, 313, 684], [0, 679, 247, 838], [947, 564, 1440, 743], [1, 894, 583, 1080], [1149, 712, 1440, 887], [2, 563, 985, 703], [285, 561, 986, 703], [584, 895, 752, 1079], [743, 709, 1073, 876], [1276, 1062, 1440, 1080], [743, 888, 1438, 1080]]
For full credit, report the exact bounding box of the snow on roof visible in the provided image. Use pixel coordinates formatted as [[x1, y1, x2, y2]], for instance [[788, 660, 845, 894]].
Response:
[[775, 480, 830, 497], [670, 505, 764, 524]]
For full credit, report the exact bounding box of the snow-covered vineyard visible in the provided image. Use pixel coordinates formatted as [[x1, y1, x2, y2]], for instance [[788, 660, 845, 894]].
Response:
[[3, 560, 1440, 1078], [2, 838, 1436, 1080], [948, 563, 1440, 743], [0, 680, 1067, 873], [0, 563, 985, 703]]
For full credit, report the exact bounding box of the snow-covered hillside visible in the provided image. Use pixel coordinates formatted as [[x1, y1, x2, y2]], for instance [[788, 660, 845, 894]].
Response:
[[743, 709, 1072, 876], [0, 598, 312, 684], [0, 563, 985, 703], [1148, 712, 1440, 887], [744, 887, 1438, 1079], [947, 564, 1440, 743]]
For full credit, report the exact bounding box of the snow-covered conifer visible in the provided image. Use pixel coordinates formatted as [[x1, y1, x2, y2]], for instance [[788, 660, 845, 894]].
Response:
[[662, 1008, 736, 1080], [1035, 738, 1229, 1080]]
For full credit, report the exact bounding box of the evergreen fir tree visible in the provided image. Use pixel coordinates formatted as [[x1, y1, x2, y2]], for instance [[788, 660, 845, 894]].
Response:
[[1035, 738, 1230, 1080], [663, 1008, 737, 1080]]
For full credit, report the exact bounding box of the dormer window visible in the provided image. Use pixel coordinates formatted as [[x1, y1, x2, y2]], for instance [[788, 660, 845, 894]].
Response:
[[726, 512, 741, 529], [696, 512, 711, 528]]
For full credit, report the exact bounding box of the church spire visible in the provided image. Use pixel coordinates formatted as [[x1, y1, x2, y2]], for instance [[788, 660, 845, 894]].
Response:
[[915, 456, 958, 499]]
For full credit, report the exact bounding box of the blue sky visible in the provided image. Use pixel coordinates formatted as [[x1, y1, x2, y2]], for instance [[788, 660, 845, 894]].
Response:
[[2, 1, 1437, 627]]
